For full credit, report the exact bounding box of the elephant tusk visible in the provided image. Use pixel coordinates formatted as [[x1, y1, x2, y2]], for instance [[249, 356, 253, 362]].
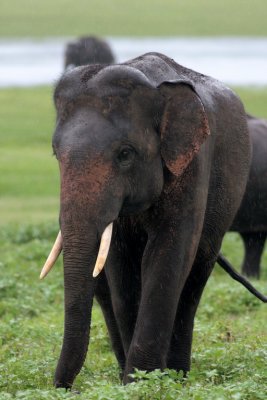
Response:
[[92, 222, 113, 278], [40, 231, 63, 279]]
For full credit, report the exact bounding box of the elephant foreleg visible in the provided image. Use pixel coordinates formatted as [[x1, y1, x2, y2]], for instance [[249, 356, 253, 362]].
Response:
[[123, 225, 203, 383]]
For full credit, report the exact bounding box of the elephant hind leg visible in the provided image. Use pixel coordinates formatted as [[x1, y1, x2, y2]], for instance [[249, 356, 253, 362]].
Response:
[[94, 272, 126, 372], [241, 232, 267, 278]]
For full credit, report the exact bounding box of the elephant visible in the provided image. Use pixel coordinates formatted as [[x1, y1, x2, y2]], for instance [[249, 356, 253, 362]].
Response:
[[40, 52, 251, 389], [230, 114, 267, 278], [64, 36, 115, 70]]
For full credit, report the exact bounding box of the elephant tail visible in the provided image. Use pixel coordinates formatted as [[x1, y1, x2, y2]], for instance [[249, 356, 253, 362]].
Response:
[[217, 253, 267, 303]]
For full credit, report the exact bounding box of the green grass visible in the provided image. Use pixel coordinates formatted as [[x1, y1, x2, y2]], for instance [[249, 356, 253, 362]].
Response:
[[0, 225, 266, 399], [0, 86, 55, 147], [0, 86, 59, 225], [234, 87, 267, 118], [0, 0, 267, 37]]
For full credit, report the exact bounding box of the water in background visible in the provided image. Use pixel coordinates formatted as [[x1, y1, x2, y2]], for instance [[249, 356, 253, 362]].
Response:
[[1, 37, 267, 87]]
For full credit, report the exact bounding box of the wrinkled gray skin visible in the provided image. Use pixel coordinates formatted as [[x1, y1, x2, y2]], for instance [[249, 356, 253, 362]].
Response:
[[64, 36, 115, 70], [230, 114, 267, 278], [51, 52, 250, 388]]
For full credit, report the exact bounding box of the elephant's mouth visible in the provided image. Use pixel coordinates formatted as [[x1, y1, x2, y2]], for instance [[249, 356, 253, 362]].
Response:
[[119, 200, 151, 216], [39, 222, 114, 280]]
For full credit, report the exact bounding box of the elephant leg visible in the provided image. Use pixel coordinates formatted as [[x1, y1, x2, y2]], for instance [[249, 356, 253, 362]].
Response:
[[94, 272, 126, 372], [107, 266, 140, 359], [123, 164, 211, 383], [123, 225, 205, 383], [167, 256, 215, 373], [241, 232, 267, 278], [105, 223, 145, 358]]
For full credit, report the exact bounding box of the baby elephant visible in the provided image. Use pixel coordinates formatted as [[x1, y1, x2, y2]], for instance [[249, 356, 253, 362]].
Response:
[[230, 114, 267, 278]]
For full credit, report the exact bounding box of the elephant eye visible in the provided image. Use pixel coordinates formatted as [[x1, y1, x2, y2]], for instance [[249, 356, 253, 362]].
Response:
[[116, 146, 136, 167]]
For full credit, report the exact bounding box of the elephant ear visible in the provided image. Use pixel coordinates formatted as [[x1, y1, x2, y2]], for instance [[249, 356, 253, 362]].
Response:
[[158, 80, 210, 176]]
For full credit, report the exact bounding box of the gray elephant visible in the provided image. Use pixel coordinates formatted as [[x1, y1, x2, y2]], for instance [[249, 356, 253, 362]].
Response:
[[230, 114, 267, 278], [64, 36, 115, 70], [41, 52, 251, 388]]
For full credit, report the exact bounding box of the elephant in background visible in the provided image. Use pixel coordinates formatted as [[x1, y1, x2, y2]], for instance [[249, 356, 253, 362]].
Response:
[[230, 114, 267, 278], [64, 36, 115, 70], [41, 52, 251, 388]]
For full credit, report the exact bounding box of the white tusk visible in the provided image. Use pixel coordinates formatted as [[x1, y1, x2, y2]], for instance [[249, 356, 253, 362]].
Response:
[[92, 222, 113, 278], [40, 231, 62, 279]]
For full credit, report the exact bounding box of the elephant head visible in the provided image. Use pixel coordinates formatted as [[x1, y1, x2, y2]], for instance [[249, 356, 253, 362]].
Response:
[[41, 54, 210, 388]]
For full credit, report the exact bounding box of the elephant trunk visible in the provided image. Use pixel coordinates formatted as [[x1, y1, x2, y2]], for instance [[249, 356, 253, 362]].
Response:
[[52, 155, 121, 388], [54, 227, 98, 389]]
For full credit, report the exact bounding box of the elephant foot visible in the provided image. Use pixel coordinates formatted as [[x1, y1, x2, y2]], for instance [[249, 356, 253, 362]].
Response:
[[123, 371, 135, 384], [55, 383, 72, 390], [119, 369, 125, 382], [167, 360, 190, 378], [123, 354, 166, 384], [123, 368, 164, 385], [123, 366, 188, 385]]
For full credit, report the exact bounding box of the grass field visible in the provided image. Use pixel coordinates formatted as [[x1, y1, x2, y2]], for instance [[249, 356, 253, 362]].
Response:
[[0, 0, 267, 37], [0, 86, 59, 225], [0, 84, 267, 398]]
